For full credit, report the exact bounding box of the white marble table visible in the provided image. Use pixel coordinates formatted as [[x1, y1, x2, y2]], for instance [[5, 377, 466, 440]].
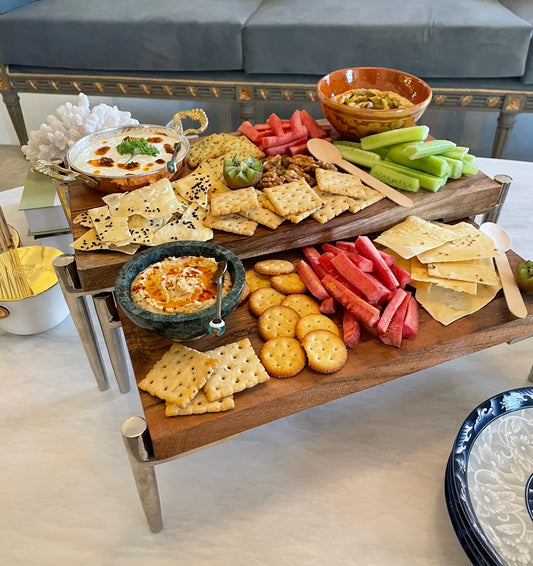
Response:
[[1, 158, 532, 566]]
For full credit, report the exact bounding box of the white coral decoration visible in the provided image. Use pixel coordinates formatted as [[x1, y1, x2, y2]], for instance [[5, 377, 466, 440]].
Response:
[[21, 93, 139, 163]]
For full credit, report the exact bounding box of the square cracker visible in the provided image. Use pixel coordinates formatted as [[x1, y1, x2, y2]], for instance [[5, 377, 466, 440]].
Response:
[[186, 133, 235, 168], [194, 155, 226, 182], [344, 187, 384, 213], [210, 186, 259, 216], [264, 179, 323, 216], [165, 391, 234, 416], [204, 212, 258, 236], [203, 338, 270, 401], [241, 190, 284, 229], [286, 206, 322, 224], [315, 168, 367, 198], [138, 343, 219, 408], [222, 135, 265, 161], [311, 191, 351, 224], [240, 204, 285, 229]]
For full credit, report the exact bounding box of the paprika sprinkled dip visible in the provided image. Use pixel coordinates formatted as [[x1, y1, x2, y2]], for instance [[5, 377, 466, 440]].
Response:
[[130, 255, 232, 315]]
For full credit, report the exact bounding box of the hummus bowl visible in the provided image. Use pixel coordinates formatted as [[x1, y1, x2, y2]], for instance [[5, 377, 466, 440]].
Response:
[[114, 241, 245, 341]]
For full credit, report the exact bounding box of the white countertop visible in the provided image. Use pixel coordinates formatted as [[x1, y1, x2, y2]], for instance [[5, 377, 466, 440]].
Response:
[[1, 158, 532, 566]]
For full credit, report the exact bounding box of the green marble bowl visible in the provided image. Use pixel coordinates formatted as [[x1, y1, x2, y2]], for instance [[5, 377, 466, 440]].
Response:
[[115, 241, 245, 341]]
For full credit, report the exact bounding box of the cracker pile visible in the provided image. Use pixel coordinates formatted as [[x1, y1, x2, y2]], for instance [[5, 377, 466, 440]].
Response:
[[72, 134, 385, 251], [138, 338, 270, 416], [375, 216, 502, 325], [71, 177, 213, 252], [194, 144, 383, 235], [245, 258, 348, 377]]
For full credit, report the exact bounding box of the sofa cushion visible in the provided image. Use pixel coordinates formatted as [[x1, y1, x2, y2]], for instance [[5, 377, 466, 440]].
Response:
[[243, 0, 533, 79], [0, 0, 262, 72], [0, 0, 38, 15], [499, 0, 533, 84]]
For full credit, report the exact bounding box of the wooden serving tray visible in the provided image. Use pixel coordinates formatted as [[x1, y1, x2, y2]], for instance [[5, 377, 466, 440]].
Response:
[[68, 170, 502, 291], [119, 248, 533, 462]]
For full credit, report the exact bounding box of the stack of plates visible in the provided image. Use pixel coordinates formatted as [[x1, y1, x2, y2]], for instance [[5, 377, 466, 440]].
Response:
[[445, 387, 533, 565]]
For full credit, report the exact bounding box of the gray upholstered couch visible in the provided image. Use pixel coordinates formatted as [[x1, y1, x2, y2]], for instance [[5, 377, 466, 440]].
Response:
[[1, 0, 533, 157]]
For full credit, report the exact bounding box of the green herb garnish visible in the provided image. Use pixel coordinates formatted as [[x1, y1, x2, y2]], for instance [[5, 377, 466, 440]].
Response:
[[116, 137, 159, 158]]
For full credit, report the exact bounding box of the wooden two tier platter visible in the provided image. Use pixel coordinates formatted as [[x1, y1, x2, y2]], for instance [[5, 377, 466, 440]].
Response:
[[67, 145, 533, 461]]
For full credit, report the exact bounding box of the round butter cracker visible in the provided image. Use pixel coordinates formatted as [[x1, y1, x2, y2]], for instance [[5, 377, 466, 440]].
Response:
[[301, 329, 347, 374], [260, 337, 307, 379], [254, 259, 295, 276], [246, 268, 272, 292], [295, 313, 340, 341], [281, 293, 321, 317], [258, 304, 300, 340], [248, 286, 286, 317], [271, 272, 307, 294]]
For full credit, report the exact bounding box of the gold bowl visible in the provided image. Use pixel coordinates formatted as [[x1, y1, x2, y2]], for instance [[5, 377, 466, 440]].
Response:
[[316, 67, 432, 140]]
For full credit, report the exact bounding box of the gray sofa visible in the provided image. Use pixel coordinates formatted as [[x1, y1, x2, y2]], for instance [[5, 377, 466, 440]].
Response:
[[1, 0, 533, 157]]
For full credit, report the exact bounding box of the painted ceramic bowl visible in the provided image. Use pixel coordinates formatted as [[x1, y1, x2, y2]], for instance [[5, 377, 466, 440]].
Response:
[[316, 67, 432, 140], [115, 241, 245, 341]]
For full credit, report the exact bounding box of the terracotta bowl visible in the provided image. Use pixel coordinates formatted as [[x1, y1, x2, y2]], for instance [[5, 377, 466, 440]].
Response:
[[316, 67, 432, 140], [114, 241, 245, 341]]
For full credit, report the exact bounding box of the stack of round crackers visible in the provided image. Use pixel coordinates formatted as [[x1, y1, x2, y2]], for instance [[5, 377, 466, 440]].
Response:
[[246, 258, 348, 378]]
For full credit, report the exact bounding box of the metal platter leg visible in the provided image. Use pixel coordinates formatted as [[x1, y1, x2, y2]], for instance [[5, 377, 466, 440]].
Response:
[[478, 174, 513, 224], [508, 335, 533, 382], [93, 292, 132, 394], [52, 255, 110, 391], [121, 417, 163, 533]]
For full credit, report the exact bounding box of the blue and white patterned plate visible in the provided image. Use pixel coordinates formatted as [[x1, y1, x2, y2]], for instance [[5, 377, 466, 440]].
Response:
[[445, 454, 497, 565], [449, 387, 533, 566]]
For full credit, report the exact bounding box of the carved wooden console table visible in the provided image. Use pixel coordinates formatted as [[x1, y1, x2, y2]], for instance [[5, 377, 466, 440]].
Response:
[[2, 63, 533, 158]]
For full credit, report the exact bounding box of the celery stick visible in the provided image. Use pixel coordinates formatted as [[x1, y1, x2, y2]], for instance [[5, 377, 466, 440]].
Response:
[[440, 156, 464, 179], [402, 139, 456, 160], [461, 159, 478, 175], [387, 145, 450, 177], [442, 146, 469, 160]]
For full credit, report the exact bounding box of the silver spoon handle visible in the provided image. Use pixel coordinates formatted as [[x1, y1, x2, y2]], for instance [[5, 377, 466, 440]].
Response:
[[215, 281, 223, 319]]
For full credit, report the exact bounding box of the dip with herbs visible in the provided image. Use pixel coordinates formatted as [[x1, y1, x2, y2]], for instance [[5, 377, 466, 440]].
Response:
[[131, 256, 232, 314]]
